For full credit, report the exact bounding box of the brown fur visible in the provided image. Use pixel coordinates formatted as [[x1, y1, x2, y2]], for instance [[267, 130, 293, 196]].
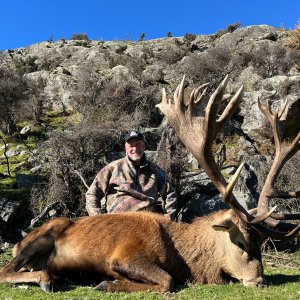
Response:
[[0, 210, 265, 292]]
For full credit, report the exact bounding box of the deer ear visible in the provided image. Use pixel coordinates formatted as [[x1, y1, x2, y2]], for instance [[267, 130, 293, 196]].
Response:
[[212, 211, 235, 232], [212, 223, 234, 232]]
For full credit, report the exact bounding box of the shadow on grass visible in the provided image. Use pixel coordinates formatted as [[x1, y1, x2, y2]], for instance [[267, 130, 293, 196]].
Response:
[[266, 274, 300, 286]]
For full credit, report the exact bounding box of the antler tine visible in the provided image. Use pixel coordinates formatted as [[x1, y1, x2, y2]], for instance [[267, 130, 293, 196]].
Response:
[[285, 223, 300, 238], [277, 98, 289, 119], [174, 75, 186, 113], [258, 97, 282, 147], [193, 83, 210, 103], [205, 75, 229, 130], [217, 85, 244, 127], [162, 88, 168, 104], [187, 83, 210, 121], [222, 163, 276, 224], [253, 222, 300, 240], [270, 212, 300, 220]]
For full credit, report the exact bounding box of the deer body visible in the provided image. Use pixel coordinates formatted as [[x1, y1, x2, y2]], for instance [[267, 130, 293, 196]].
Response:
[[0, 210, 264, 292]]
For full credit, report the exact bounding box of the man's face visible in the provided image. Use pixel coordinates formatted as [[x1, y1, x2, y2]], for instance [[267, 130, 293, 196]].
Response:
[[125, 138, 146, 164]]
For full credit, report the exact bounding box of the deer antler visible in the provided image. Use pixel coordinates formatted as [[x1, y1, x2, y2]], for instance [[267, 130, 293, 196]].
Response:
[[157, 76, 259, 223], [158, 75, 241, 194], [256, 98, 300, 224], [157, 76, 300, 239]]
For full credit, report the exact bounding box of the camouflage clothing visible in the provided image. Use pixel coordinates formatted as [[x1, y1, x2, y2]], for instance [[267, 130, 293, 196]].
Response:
[[85, 154, 177, 220]]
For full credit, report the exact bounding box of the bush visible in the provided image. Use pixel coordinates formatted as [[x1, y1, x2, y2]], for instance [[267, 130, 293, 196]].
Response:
[[100, 79, 162, 127], [12, 56, 38, 75], [184, 33, 196, 44], [250, 42, 294, 78], [183, 44, 234, 85], [213, 22, 241, 39], [283, 23, 300, 50], [156, 45, 187, 64], [70, 33, 90, 41], [30, 122, 126, 217], [0, 64, 28, 133]]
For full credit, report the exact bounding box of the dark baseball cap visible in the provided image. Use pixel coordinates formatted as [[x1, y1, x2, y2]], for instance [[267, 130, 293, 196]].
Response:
[[125, 130, 146, 143]]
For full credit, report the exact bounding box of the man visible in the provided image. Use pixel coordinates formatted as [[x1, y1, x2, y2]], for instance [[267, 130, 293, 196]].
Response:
[[85, 130, 177, 220]]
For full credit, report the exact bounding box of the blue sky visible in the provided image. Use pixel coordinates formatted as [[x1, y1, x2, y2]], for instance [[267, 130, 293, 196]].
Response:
[[0, 0, 299, 50]]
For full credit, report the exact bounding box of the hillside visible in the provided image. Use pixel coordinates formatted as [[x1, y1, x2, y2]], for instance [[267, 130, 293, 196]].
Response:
[[0, 24, 299, 240]]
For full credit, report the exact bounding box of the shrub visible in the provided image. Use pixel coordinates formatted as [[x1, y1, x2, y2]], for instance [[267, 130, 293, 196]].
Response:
[[37, 53, 65, 71], [0, 64, 28, 133], [226, 22, 241, 33], [183, 33, 196, 44], [183, 44, 234, 85], [283, 22, 300, 50], [156, 46, 187, 64], [212, 22, 242, 39], [30, 122, 126, 217], [12, 56, 38, 74], [100, 79, 162, 127], [70, 33, 90, 41], [250, 42, 294, 78]]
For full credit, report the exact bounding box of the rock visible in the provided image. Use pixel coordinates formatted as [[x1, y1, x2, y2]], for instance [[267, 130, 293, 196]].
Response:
[[29, 165, 42, 174], [0, 198, 21, 224], [0, 242, 11, 251], [20, 125, 32, 135], [1, 145, 26, 158]]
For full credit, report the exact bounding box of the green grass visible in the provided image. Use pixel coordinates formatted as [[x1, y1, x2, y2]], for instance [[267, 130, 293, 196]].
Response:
[[0, 268, 299, 300], [0, 248, 299, 300], [41, 110, 79, 130]]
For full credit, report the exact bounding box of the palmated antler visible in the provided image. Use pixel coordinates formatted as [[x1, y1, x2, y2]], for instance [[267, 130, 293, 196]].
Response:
[[157, 76, 300, 239]]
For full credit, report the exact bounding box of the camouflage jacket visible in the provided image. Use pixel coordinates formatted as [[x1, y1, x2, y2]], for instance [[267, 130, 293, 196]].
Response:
[[85, 154, 177, 220]]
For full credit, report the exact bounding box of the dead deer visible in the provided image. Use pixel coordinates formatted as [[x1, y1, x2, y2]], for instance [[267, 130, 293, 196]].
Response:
[[0, 76, 299, 293]]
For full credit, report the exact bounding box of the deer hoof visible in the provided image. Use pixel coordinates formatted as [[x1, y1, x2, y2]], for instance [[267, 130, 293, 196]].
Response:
[[40, 281, 53, 292], [95, 280, 108, 291]]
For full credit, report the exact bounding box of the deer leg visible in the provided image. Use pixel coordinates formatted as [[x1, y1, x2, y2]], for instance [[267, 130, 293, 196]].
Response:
[[95, 257, 174, 292], [0, 253, 53, 292], [0, 268, 53, 292]]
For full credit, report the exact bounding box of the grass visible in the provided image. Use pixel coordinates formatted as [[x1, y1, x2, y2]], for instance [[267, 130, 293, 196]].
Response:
[[0, 267, 299, 300], [41, 110, 80, 130], [0, 249, 299, 300]]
